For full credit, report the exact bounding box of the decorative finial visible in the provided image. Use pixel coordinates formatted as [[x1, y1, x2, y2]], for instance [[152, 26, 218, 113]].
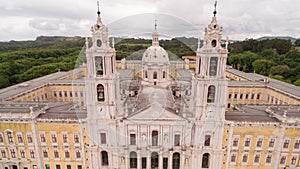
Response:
[[197, 37, 201, 49], [112, 37, 115, 48], [155, 19, 157, 31], [213, 0, 217, 17], [97, 1, 101, 16]]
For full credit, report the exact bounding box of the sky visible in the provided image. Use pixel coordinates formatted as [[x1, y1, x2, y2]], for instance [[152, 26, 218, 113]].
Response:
[[0, 0, 300, 41]]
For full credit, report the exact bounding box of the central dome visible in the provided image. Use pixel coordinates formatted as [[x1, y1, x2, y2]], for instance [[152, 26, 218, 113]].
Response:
[[142, 45, 169, 63]]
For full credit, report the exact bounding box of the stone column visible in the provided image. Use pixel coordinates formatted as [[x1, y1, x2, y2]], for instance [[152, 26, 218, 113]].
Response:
[[137, 150, 141, 169], [159, 152, 163, 169], [147, 151, 151, 169], [168, 151, 173, 169]]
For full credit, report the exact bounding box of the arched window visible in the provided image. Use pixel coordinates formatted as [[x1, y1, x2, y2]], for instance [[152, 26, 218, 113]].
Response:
[[207, 85, 215, 103], [130, 152, 137, 169], [202, 153, 210, 168], [153, 72, 157, 79], [101, 151, 109, 166], [151, 152, 158, 169], [152, 131, 158, 146], [209, 57, 218, 76], [95, 56, 103, 75], [163, 71, 166, 79], [97, 84, 105, 102], [172, 153, 180, 169]]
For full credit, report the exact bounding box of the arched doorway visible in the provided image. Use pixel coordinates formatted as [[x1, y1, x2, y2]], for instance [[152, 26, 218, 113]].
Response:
[[101, 151, 109, 166], [172, 152, 180, 169], [202, 153, 210, 168], [151, 152, 159, 169], [130, 151, 137, 169]]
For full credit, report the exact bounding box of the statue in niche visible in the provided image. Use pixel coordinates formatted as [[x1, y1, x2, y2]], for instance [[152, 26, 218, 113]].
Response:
[[164, 134, 168, 144]]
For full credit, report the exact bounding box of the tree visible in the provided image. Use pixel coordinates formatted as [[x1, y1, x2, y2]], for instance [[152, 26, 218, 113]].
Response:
[[294, 79, 300, 86], [270, 65, 291, 78], [252, 59, 275, 75]]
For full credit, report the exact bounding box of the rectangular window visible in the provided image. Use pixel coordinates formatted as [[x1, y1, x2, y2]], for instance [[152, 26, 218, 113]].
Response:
[[30, 150, 35, 159], [77, 165, 82, 169], [256, 137, 263, 147], [100, 133, 106, 144], [245, 137, 251, 147], [257, 94, 260, 100], [291, 156, 297, 165], [10, 149, 16, 158], [174, 134, 180, 146], [254, 154, 260, 163], [209, 57, 218, 76], [294, 140, 300, 149], [7, 131, 13, 143], [269, 138, 275, 148], [43, 150, 48, 158], [17, 133, 23, 144], [63, 133, 68, 143], [233, 137, 239, 147], [204, 135, 211, 146], [251, 93, 255, 99], [163, 158, 168, 169], [56, 165, 61, 169], [65, 150, 70, 158], [245, 94, 249, 99], [0, 133, 3, 143], [76, 150, 81, 159], [67, 165, 72, 169], [266, 154, 272, 163], [54, 150, 59, 159], [231, 153, 236, 162], [51, 133, 57, 143], [20, 149, 26, 158], [142, 157, 147, 169], [280, 155, 286, 165], [152, 131, 158, 146], [95, 56, 104, 76], [228, 94, 232, 99], [74, 133, 80, 144], [40, 133, 46, 143], [234, 94, 237, 99], [240, 94, 243, 99], [130, 134, 136, 145], [242, 153, 248, 163], [283, 139, 290, 149], [27, 133, 33, 143], [1, 150, 6, 158]]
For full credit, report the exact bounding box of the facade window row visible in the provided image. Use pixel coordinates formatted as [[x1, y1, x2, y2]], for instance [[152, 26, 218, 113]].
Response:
[[39, 132, 80, 145], [232, 135, 300, 151]]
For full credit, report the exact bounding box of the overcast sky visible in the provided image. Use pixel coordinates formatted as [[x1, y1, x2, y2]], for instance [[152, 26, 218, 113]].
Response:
[[1, 0, 299, 41]]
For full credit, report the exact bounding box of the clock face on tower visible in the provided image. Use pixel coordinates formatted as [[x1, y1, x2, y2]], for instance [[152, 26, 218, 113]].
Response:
[[97, 39, 102, 47]]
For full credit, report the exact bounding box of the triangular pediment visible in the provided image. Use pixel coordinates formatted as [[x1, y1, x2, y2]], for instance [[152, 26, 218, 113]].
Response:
[[127, 106, 187, 121]]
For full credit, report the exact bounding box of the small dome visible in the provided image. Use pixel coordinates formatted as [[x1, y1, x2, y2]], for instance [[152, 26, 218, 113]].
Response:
[[142, 46, 169, 63]]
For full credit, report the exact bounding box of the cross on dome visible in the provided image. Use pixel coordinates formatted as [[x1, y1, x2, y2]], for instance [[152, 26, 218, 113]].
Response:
[[152, 20, 159, 46]]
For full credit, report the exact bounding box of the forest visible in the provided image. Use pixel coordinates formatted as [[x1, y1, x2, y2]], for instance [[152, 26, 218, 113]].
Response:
[[0, 36, 299, 89], [227, 38, 300, 86], [0, 36, 195, 89]]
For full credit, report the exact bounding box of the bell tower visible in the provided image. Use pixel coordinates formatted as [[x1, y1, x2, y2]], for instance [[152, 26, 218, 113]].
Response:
[[192, 1, 228, 168], [85, 2, 118, 169]]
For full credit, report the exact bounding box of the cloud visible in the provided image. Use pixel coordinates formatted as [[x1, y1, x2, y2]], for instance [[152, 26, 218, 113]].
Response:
[[0, 0, 300, 41]]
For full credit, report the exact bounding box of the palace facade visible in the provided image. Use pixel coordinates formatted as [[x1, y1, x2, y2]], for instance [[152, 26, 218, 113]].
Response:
[[0, 3, 300, 169]]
